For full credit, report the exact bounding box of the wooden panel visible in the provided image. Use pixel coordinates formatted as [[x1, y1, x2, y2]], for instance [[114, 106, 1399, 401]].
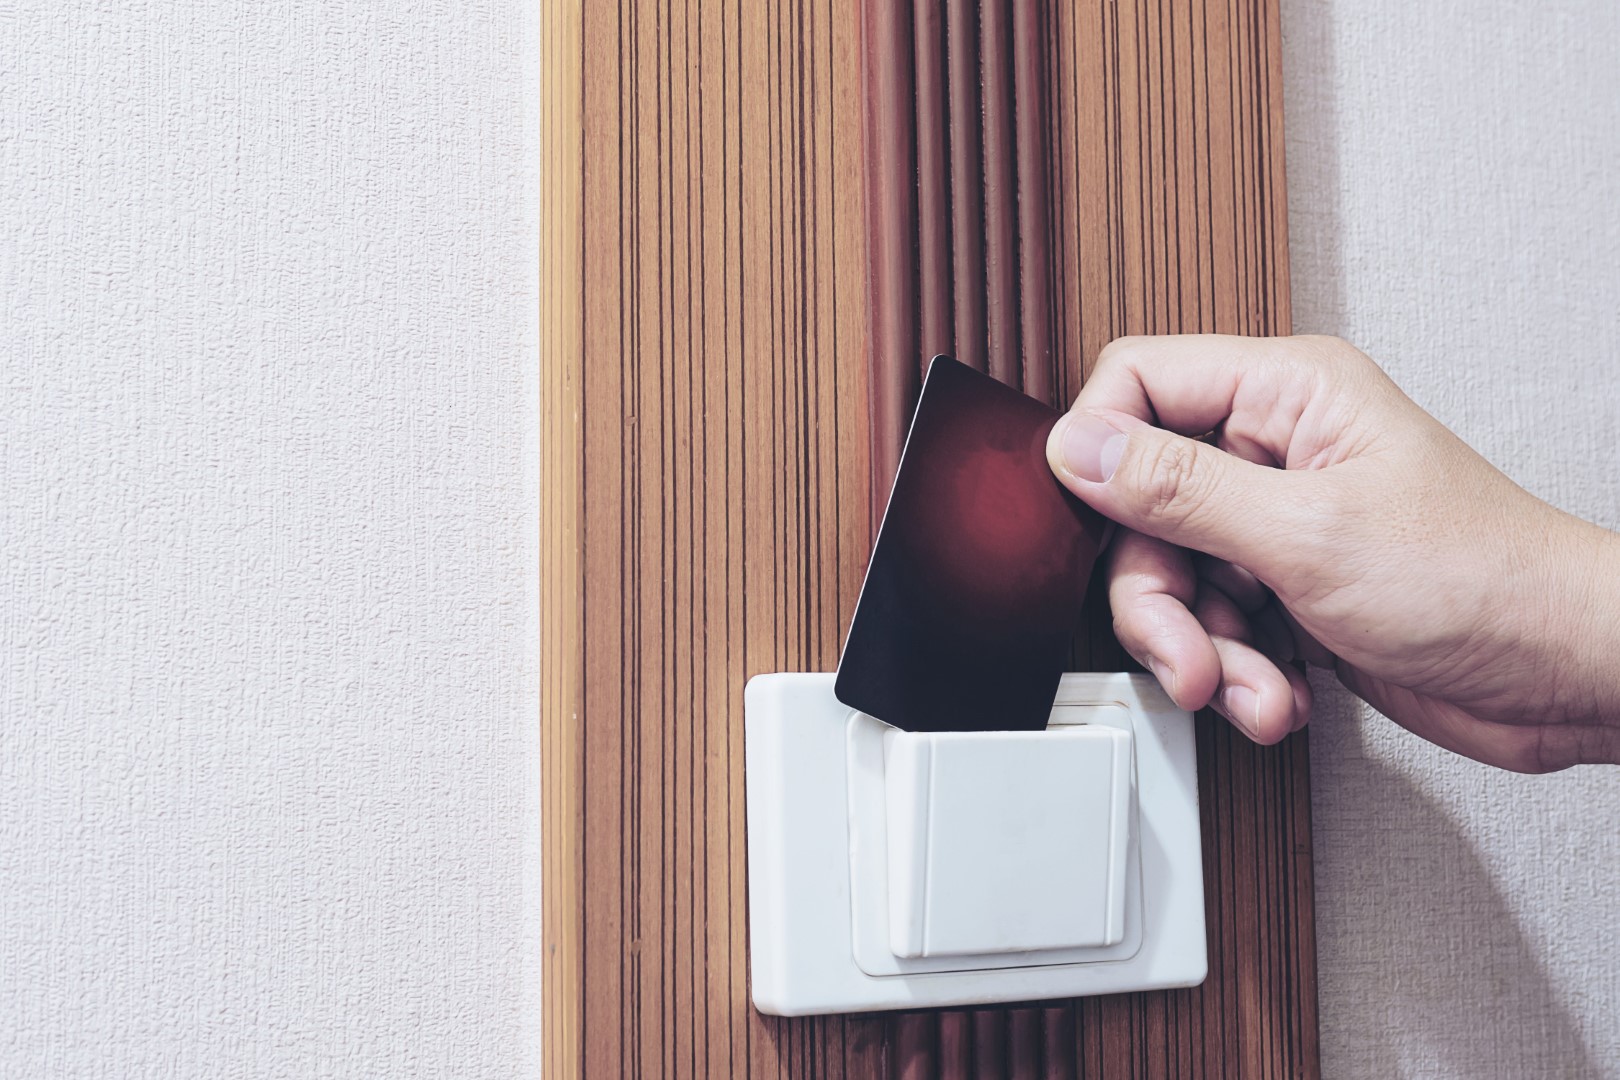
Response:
[[858, 1, 1317, 1074], [544, 0, 876, 1073], [541, 0, 1318, 1075]]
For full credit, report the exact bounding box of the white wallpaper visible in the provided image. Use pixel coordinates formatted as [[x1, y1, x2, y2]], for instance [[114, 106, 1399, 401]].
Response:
[[1283, 0, 1620, 1075], [0, 1, 540, 1077]]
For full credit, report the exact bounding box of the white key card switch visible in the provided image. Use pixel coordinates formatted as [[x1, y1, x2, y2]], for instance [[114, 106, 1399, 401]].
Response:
[[744, 672, 1205, 1016]]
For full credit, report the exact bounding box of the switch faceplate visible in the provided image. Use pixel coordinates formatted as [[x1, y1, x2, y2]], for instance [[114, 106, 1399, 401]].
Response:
[[745, 672, 1205, 1016]]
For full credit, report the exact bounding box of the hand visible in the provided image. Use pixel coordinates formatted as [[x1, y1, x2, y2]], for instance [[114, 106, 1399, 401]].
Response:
[[1045, 334, 1620, 772]]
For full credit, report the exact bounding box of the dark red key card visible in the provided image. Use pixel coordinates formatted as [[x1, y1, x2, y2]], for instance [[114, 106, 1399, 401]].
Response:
[[834, 356, 1107, 732]]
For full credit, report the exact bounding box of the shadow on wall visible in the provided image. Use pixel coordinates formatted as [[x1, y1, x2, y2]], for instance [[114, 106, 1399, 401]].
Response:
[[1309, 682, 1600, 1078], [1281, 7, 1601, 1073]]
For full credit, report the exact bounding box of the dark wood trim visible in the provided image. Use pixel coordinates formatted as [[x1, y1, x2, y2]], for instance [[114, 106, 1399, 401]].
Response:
[[862, 0, 920, 522], [979, 0, 1020, 388], [1012, 0, 1057, 404], [946, 0, 987, 377]]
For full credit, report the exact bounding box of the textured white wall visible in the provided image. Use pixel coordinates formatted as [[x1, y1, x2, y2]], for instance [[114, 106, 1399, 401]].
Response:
[[1, 2, 540, 1077], [1282, 1, 1620, 1075]]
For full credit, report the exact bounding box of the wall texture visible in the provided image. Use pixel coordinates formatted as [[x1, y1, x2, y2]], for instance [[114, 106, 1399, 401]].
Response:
[[1282, 0, 1620, 1075], [0, 2, 540, 1077]]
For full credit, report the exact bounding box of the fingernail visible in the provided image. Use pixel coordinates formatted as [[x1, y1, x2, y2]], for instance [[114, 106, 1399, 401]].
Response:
[[1221, 685, 1262, 739], [1146, 657, 1177, 701], [1055, 414, 1126, 483]]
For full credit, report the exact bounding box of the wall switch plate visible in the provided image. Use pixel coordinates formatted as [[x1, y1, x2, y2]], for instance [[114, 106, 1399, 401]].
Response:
[[744, 672, 1206, 1016]]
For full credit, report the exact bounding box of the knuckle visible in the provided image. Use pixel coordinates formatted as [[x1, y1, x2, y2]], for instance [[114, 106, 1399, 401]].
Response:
[[1290, 333, 1348, 354], [1129, 438, 1206, 526], [1267, 340, 1318, 386], [1289, 334, 1355, 364], [1288, 334, 1377, 386], [1096, 335, 1148, 370]]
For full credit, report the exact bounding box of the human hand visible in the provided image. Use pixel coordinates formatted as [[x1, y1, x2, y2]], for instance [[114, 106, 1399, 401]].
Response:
[[1046, 334, 1620, 772]]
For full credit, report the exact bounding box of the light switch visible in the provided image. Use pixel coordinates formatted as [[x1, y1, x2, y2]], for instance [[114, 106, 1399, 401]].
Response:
[[884, 725, 1132, 958]]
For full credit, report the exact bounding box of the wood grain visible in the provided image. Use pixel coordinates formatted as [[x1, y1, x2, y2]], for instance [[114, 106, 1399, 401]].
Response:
[[862, 0, 920, 520], [540, 1, 583, 1073], [541, 0, 1318, 1076]]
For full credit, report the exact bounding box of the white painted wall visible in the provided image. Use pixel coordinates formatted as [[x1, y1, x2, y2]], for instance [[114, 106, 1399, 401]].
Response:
[[1282, 1, 1620, 1075], [1, 2, 540, 1077]]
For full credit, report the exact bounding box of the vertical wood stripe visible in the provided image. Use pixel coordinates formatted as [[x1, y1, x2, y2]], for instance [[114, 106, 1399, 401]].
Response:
[[542, 0, 1317, 1075], [913, 1, 953, 373], [540, 1, 583, 1075], [1012, 0, 1057, 404], [862, 0, 920, 523], [860, 0, 1319, 1076], [946, 0, 988, 376], [978, 0, 1020, 387]]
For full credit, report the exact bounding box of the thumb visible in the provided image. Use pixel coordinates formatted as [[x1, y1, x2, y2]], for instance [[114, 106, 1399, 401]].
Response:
[[1047, 409, 1289, 568]]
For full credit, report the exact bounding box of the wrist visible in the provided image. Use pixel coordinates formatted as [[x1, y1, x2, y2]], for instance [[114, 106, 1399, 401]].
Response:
[[1535, 516, 1620, 731]]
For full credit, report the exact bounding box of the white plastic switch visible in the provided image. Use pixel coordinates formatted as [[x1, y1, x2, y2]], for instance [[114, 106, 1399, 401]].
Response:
[[884, 726, 1132, 959], [744, 672, 1205, 1016]]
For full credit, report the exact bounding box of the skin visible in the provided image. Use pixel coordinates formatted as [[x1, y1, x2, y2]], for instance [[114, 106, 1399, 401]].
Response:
[[1045, 334, 1620, 773]]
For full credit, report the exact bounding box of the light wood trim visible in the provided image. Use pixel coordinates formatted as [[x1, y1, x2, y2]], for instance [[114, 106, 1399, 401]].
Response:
[[540, 1, 583, 1076]]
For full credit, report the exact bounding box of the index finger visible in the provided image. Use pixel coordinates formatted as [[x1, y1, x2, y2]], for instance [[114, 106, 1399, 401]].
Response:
[[1075, 334, 1323, 462]]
